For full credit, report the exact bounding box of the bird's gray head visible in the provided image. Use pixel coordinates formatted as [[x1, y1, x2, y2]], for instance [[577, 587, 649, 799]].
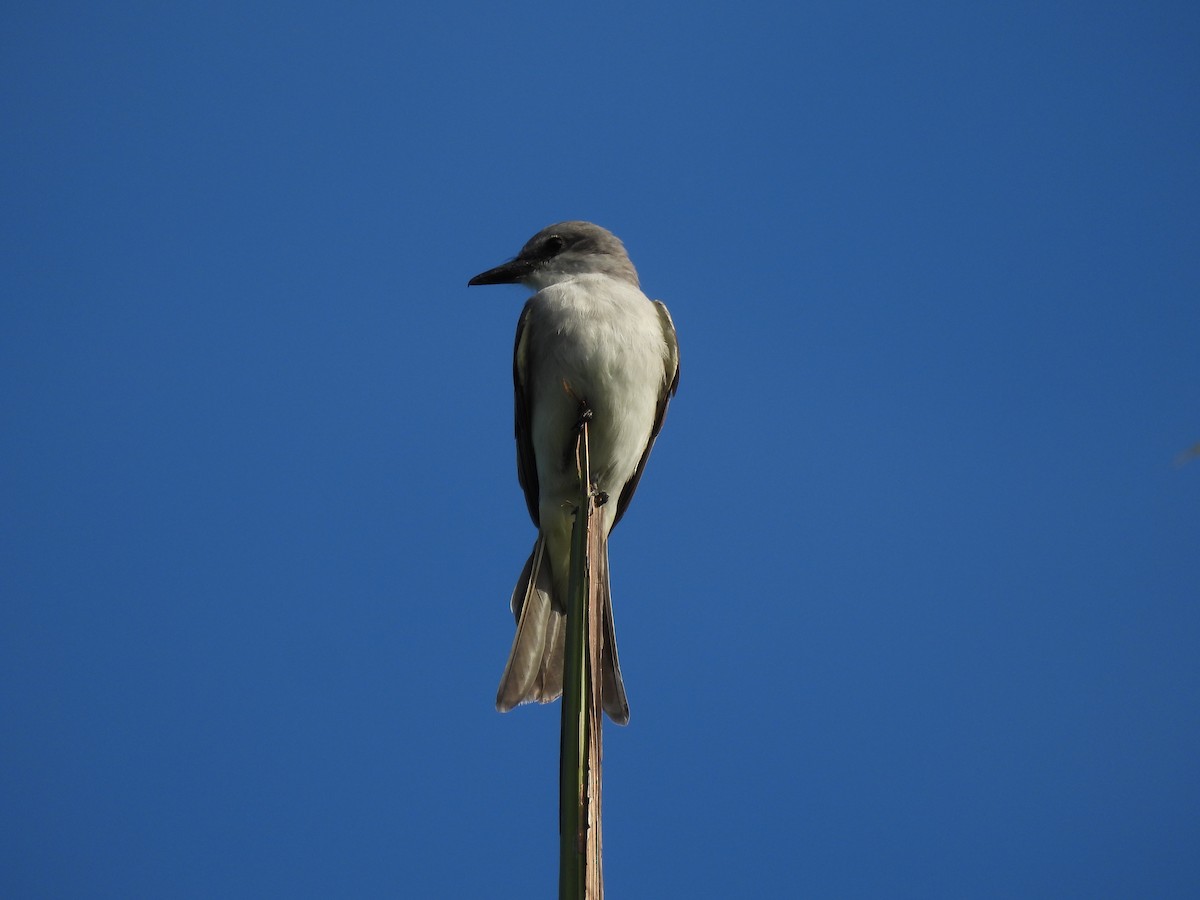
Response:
[[468, 221, 639, 290]]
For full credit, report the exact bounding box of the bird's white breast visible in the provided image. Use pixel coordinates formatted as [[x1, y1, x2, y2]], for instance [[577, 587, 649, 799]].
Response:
[[525, 274, 667, 514]]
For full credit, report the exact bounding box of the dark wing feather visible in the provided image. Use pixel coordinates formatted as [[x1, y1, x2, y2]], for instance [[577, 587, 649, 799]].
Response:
[[613, 300, 680, 528], [513, 301, 540, 527]]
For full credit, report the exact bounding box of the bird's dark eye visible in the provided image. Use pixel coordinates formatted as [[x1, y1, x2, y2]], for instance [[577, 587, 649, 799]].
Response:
[[543, 235, 566, 256]]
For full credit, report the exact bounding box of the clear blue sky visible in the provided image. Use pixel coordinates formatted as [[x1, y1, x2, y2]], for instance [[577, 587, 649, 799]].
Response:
[[3, 3, 1198, 897]]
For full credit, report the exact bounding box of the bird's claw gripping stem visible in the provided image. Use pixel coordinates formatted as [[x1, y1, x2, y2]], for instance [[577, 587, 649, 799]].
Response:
[[575, 403, 594, 432]]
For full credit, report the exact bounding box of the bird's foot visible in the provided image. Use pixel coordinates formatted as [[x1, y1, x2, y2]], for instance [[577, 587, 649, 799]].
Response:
[[562, 402, 594, 471], [574, 402, 594, 432]]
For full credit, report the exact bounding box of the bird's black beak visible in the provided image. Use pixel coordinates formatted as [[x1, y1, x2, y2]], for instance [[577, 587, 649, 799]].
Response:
[[468, 257, 533, 286]]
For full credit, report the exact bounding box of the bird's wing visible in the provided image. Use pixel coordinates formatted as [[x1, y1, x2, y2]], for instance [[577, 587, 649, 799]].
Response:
[[613, 300, 680, 527], [513, 300, 541, 527]]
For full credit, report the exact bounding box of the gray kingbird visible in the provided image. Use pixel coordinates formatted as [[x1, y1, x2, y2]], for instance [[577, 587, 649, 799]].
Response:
[[468, 221, 680, 724]]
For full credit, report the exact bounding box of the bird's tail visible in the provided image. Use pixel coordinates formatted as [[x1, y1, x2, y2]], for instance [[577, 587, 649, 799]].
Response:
[[496, 536, 564, 711], [595, 538, 630, 724], [495, 533, 629, 725]]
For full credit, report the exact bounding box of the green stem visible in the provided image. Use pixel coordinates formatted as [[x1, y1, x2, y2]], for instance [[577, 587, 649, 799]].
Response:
[[560, 423, 595, 898]]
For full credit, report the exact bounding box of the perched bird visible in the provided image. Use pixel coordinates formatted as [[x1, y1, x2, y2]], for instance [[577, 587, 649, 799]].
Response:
[[468, 221, 680, 724]]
